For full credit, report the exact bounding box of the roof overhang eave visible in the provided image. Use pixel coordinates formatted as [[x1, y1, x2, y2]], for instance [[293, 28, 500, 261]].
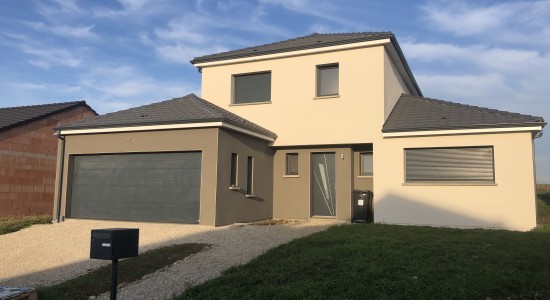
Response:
[[190, 34, 394, 65], [191, 38, 393, 69], [54, 117, 225, 131], [382, 124, 545, 138], [56, 120, 276, 142]]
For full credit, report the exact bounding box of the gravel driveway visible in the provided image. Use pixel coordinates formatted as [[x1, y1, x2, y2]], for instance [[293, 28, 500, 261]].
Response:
[[0, 218, 339, 299]]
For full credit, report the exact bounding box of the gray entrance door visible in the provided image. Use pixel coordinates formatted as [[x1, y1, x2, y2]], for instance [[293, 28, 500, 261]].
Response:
[[69, 152, 201, 223], [311, 152, 336, 217]]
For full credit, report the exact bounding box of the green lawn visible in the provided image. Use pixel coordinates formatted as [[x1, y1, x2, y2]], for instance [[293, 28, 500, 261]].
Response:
[[0, 215, 51, 235], [179, 194, 550, 299], [536, 191, 550, 232]]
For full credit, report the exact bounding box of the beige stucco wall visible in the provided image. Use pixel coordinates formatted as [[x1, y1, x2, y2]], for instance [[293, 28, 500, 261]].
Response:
[[384, 49, 410, 120], [273, 147, 353, 221], [215, 129, 274, 225], [53, 128, 220, 226], [200, 46, 387, 147], [375, 131, 537, 231], [199, 44, 419, 224]]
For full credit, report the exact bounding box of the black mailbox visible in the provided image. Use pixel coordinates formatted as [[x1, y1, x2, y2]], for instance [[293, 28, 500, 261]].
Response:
[[90, 228, 139, 260]]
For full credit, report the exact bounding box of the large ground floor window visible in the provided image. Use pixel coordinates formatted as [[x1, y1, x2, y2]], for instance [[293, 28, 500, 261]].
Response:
[[405, 146, 495, 183]]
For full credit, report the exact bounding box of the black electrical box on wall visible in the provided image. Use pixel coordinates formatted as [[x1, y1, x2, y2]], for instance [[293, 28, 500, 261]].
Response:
[[90, 228, 139, 260]]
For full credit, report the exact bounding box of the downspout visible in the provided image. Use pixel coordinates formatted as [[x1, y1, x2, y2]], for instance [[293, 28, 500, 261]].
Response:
[[55, 130, 66, 223]]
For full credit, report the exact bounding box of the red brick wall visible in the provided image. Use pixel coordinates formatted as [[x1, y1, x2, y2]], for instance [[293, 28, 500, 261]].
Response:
[[0, 106, 96, 217]]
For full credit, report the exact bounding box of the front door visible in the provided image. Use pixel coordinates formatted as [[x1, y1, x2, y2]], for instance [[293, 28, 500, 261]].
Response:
[[311, 153, 336, 217]]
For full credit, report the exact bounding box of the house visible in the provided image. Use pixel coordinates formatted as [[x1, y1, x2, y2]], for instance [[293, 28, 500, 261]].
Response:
[[52, 32, 545, 230], [0, 101, 96, 217]]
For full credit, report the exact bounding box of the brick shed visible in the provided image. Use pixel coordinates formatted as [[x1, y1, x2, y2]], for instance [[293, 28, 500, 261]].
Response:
[[0, 101, 96, 217]]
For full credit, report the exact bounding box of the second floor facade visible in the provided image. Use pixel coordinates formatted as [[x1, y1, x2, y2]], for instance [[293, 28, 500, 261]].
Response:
[[192, 32, 421, 146]]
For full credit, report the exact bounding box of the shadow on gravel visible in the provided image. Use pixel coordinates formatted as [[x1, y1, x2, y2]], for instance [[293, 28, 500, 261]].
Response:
[[0, 219, 336, 297]]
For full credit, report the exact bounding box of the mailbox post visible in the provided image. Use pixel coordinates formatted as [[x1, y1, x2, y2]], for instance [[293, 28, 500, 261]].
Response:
[[91, 228, 139, 300]]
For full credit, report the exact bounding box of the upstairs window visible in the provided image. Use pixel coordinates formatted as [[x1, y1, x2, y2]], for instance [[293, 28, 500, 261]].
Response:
[[285, 153, 299, 176], [317, 64, 339, 97], [405, 146, 495, 183], [233, 72, 271, 104]]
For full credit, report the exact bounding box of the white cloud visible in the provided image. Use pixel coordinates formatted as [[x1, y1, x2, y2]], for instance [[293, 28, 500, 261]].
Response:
[[154, 18, 209, 44], [422, 2, 509, 35], [143, 2, 291, 64], [402, 42, 549, 74], [76, 65, 197, 113], [24, 22, 98, 39], [308, 23, 348, 34], [23, 47, 81, 68], [8, 83, 48, 91], [259, 0, 361, 29], [422, 1, 550, 45], [415, 73, 518, 106], [0, 33, 82, 68], [155, 44, 228, 64], [193, 2, 290, 37], [37, 0, 83, 18], [79, 66, 158, 98], [117, 0, 154, 10], [27, 60, 52, 69], [93, 0, 168, 18]]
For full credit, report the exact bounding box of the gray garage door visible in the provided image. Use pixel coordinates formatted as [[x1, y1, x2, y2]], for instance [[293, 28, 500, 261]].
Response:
[[69, 152, 201, 223]]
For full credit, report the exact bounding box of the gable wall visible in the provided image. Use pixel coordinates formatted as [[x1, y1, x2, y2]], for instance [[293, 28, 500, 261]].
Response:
[[201, 46, 386, 147], [0, 106, 95, 217], [384, 48, 410, 121]]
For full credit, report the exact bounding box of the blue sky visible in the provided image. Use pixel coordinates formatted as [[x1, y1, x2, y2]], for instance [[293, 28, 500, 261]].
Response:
[[0, 0, 549, 182]]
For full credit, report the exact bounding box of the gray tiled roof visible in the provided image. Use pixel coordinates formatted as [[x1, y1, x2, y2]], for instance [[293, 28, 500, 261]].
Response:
[[0, 101, 95, 131], [383, 94, 546, 132], [57, 94, 277, 138], [191, 32, 393, 64], [191, 32, 422, 96]]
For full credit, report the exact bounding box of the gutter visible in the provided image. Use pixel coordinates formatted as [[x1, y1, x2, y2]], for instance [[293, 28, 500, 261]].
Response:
[[382, 125, 544, 138], [55, 131, 65, 223]]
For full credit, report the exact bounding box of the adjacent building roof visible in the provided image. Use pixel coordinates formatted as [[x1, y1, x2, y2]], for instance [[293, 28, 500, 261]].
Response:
[[191, 32, 422, 96], [0, 101, 96, 132], [57, 94, 277, 138], [383, 94, 546, 133]]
